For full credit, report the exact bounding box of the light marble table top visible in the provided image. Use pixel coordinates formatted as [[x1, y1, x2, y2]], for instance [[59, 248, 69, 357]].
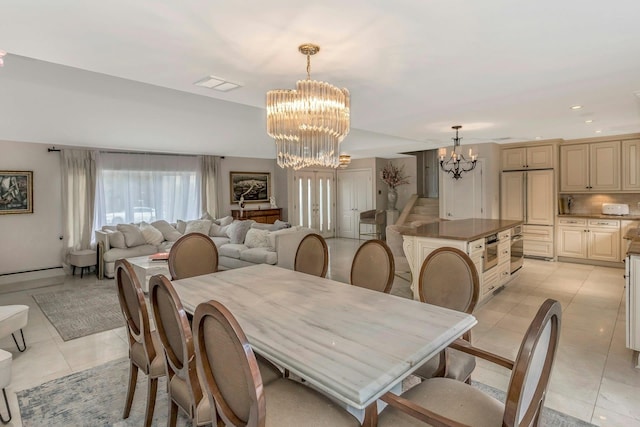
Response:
[[171, 264, 476, 410]]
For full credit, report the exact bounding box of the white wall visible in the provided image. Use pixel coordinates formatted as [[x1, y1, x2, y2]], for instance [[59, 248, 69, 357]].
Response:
[[0, 140, 63, 275]]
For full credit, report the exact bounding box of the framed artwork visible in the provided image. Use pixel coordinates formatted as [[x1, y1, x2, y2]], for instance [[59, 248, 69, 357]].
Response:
[[230, 172, 271, 204], [0, 171, 33, 214]]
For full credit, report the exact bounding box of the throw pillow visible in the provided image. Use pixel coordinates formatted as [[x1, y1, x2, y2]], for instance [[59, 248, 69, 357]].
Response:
[[209, 222, 231, 237], [176, 220, 187, 234], [273, 220, 292, 230], [244, 228, 273, 249], [139, 221, 164, 246], [185, 219, 212, 235], [216, 215, 234, 227], [151, 220, 183, 242], [250, 223, 274, 231], [105, 230, 126, 249], [117, 224, 147, 247], [200, 212, 215, 221], [227, 220, 255, 244]]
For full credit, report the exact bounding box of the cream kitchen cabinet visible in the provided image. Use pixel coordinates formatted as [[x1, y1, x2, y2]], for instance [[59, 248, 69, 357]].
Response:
[[557, 218, 620, 262], [501, 145, 554, 171], [622, 139, 640, 191], [560, 141, 620, 192]]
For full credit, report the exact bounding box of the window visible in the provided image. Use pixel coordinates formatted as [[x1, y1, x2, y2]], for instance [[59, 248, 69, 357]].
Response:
[[95, 152, 201, 228]]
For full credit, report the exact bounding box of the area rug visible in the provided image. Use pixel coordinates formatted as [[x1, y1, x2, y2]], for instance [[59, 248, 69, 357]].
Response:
[[18, 358, 595, 426], [32, 284, 124, 341]]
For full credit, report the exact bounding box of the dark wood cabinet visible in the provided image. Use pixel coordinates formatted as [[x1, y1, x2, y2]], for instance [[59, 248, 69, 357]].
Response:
[[231, 208, 282, 224]]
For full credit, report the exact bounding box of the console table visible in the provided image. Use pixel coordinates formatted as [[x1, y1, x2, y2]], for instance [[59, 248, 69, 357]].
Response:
[[231, 208, 282, 224]]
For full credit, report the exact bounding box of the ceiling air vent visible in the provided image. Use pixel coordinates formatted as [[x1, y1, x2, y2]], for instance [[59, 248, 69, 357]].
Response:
[[194, 76, 242, 92]]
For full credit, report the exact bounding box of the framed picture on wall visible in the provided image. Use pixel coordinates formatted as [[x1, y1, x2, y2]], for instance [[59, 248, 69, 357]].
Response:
[[230, 171, 271, 203], [0, 170, 33, 214]]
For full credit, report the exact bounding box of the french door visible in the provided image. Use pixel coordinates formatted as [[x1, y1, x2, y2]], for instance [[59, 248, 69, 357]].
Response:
[[293, 170, 335, 238]]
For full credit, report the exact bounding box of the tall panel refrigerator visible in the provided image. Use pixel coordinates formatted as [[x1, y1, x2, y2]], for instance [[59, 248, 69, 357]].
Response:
[[500, 169, 555, 258]]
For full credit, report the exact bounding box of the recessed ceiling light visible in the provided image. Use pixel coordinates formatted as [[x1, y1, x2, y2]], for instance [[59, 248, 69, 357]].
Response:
[[595, 130, 602, 133], [585, 119, 593, 123], [570, 105, 583, 110], [0, 50, 6, 67], [194, 75, 242, 92], [535, 136, 542, 140]]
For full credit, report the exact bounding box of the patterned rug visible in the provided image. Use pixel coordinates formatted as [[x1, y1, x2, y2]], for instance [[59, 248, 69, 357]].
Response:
[[18, 358, 596, 426], [32, 284, 124, 341]]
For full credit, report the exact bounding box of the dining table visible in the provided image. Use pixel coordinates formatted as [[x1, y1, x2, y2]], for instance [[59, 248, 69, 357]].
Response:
[[171, 263, 476, 425]]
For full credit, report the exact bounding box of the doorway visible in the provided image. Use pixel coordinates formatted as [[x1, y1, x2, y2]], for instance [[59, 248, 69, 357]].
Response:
[[337, 169, 373, 239]]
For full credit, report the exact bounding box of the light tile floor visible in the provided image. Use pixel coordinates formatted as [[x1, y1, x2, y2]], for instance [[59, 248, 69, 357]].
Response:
[[1, 238, 639, 426]]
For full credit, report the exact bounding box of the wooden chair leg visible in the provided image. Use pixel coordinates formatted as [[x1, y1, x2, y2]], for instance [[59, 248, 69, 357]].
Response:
[[168, 400, 179, 427], [123, 362, 138, 419], [144, 377, 158, 427]]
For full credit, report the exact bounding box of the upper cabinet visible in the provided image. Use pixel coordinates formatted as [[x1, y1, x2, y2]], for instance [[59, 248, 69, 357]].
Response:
[[501, 145, 554, 170], [623, 139, 640, 191], [560, 141, 620, 192]]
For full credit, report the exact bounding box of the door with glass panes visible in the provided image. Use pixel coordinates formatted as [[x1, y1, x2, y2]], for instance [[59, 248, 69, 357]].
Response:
[[293, 170, 335, 238]]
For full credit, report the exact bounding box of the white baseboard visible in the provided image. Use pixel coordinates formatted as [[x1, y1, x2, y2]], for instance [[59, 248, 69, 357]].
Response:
[[0, 268, 66, 293]]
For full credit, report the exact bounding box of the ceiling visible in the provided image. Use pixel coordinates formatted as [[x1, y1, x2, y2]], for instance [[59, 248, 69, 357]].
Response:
[[1, 0, 640, 159]]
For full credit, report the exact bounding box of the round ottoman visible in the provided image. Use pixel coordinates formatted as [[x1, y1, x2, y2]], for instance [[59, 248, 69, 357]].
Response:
[[69, 249, 97, 278], [0, 305, 28, 352], [0, 349, 12, 423]]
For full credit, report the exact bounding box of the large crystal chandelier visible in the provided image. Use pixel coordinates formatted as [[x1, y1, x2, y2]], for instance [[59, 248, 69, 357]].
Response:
[[267, 44, 350, 170], [439, 125, 477, 180]]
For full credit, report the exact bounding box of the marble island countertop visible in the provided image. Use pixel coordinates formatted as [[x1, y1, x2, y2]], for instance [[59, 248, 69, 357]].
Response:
[[558, 213, 640, 220], [401, 218, 523, 242]]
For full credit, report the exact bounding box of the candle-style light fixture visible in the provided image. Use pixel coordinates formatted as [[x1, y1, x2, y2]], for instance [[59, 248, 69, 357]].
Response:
[[266, 43, 350, 170], [439, 125, 477, 180]]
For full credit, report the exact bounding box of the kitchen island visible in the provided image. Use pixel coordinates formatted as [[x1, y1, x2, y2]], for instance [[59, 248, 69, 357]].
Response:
[[402, 218, 523, 302]]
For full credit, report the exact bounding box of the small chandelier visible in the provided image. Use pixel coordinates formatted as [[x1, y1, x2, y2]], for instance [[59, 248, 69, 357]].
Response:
[[439, 125, 477, 180], [338, 154, 351, 168], [266, 44, 350, 170]]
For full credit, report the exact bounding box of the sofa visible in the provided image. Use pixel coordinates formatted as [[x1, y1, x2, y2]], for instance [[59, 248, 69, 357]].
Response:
[[95, 216, 314, 278]]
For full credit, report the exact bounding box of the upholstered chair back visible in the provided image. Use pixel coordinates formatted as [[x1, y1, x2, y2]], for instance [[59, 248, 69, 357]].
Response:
[[294, 233, 329, 278], [350, 239, 395, 293], [194, 300, 264, 426], [418, 247, 479, 314], [168, 232, 218, 280]]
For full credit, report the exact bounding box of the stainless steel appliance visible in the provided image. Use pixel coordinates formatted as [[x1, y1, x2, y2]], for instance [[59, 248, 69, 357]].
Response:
[[510, 225, 524, 274], [484, 233, 499, 272]]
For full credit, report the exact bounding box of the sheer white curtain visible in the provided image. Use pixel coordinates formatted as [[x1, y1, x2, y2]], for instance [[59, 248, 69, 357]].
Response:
[[200, 155, 220, 218], [61, 149, 97, 263], [94, 152, 201, 228]]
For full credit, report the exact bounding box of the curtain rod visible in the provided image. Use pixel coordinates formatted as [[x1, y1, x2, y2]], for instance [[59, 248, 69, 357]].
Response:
[[47, 145, 201, 158]]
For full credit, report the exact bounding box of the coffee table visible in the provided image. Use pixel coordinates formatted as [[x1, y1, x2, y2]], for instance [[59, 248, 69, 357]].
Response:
[[126, 255, 170, 292]]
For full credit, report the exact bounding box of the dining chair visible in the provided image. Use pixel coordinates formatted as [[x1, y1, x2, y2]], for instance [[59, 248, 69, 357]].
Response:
[[168, 232, 218, 280], [115, 259, 166, 427], [149, 274, 212, 427], [192, 300, 361, 427], [149, 274, 283, 427], [376, 299, 562, 427], [294, 233, 329, 278], [412, 247, 480, 383], [350, 239, 395, 293]]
